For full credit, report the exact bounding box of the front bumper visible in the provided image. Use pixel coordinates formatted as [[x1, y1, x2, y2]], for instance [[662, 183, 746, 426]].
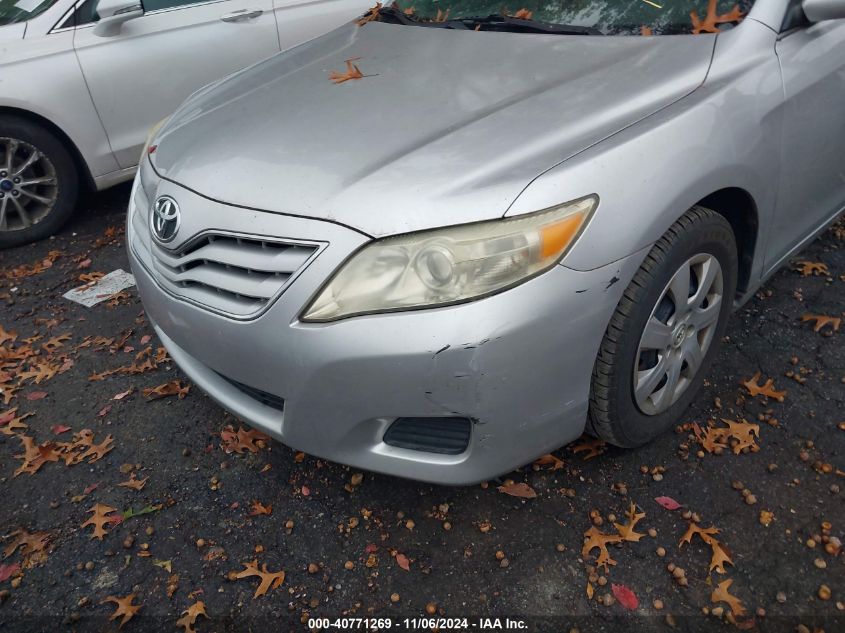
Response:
[[128, 178, 645, 485]]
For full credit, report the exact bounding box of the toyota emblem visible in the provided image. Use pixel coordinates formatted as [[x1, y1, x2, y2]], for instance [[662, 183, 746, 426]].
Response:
[[151, 195, 180, 243]]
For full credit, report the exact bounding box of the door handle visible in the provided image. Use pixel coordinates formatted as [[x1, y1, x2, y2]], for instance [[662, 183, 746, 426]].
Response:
[[220, 8, 263, 22]]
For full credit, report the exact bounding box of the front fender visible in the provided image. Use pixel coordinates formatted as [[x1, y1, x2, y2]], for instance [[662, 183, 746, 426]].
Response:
[[508, 21, 781, 280]]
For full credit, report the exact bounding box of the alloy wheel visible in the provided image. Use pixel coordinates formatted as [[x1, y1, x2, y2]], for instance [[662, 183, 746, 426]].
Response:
[[0, 137, 59, 232], [633, 253, 724, 415]]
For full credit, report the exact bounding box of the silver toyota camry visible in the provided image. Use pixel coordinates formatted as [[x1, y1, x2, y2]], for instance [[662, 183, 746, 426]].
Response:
[[128, 0, 845, 484]]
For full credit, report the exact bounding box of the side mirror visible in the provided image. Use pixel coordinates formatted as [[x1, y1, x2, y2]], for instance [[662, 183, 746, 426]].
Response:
[[802, 0, 845, 21], [93, 0, 144, 37]]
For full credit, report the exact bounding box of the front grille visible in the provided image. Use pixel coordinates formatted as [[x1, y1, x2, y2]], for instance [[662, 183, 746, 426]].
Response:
[[150, 234, 318, 318], [383, 417, 472, 455], [129, 192, 321, 319], [217, 372, 285, 412]]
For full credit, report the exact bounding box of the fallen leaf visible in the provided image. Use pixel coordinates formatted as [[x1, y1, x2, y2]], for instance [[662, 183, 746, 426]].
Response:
[[98, 405, 112, 417], [84, 482, 99, 495], [232, 560, 285, 598], [220, 425, 270, 454], [711, 579, 746, 616], [614, 502, 646, 542], [679, 522, 720, 548], [122, 504, 162, 520], [571, 437, 606, 460], [395, 553, 410, 571], [582, 526, 622, 572], [142, 380, 190, 400], [742, 372, 786, 401], [101, 594, 142, 628], [152, 559, 172, 573], [25, 391, 48, 401], [51, 424, 71, 435], [709, 540, 734, 574], [497, 482, 537, 498], [248, 501, 272, 517], [511, 8, 533, 19], [113, 387, 133, 401], [612, 583, 639, 610], [176, 601, 208, 633], [655, 496, 682, 511], [82, 503, 122, 539], [2, 529, 51, 568], [533, 453, 565, 470], [0, 562, 20, 582], [328, 58, 369, 84], [118, 473, 148, 491], [690, 0, 743, 34], [795, 260, 829, 276], [801, 313, 841, 332], [586, 581, 594, 599], [355, 1, 381, 26]]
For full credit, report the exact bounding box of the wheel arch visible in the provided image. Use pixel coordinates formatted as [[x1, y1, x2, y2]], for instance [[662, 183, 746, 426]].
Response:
[[0, 106, 96, 191], [693, 187, 759, 298]]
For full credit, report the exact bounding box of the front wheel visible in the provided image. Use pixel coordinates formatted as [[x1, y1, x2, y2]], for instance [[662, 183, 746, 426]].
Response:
[[588, 206, 738, 447], [0, 118, 79, 249]]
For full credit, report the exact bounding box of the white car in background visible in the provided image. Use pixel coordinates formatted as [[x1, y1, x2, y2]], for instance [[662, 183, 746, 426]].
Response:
[[0, 0, 372, 247]]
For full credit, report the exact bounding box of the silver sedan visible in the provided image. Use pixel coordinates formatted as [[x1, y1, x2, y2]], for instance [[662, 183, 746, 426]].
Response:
[[129, 0, 845, 484]]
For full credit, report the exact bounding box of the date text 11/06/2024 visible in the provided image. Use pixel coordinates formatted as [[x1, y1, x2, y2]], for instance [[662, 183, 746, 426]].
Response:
[[307, 617, 529, 630]]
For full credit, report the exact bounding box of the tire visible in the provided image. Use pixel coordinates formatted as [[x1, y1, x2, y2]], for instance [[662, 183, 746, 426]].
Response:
[[0, 117, 79, 249], [588, 206, 738, 447]]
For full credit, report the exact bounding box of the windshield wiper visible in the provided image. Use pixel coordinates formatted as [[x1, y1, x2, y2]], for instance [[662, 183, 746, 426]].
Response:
[[374, 7, 601, 35], [443, 14, 603, 35]]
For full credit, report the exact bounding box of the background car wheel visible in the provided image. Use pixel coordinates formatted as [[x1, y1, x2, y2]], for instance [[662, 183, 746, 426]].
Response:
[[588, 206, 738, 447], [0, 117, 79, 249]]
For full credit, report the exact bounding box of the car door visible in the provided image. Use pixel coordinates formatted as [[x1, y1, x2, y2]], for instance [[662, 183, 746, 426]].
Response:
[[271, 0, 369, 51], [769, 10, 845, 270], [73, 0, 280, 169]]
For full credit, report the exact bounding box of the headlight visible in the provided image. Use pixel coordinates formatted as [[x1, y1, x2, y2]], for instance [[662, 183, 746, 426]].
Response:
[[301, 195, 597, 322], [140, 117, 169, 159]]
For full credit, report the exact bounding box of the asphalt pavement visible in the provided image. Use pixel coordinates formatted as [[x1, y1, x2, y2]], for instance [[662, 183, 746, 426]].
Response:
[[0, 186, 842, 632]]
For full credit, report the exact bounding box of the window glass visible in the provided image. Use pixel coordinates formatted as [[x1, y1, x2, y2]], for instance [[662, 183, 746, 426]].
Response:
[[142, 0, 208, 12], [0, 0, 60, 25]]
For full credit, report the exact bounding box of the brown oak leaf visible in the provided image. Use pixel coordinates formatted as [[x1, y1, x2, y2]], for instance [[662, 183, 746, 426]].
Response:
[[533, 453, 565, 470], [690, 0, 744, 34], [329, 58, 368, 84], [742, 372, 786, 401], [614, 501, 646, 542], [3, 529, 51, 568], [801, 313, 841, 333], [711, 579, 746, 616], [709, 540, 734, 574], [355, 2, 382, 25], [101, 594, 142, 628], [582, 526, 622, 572], [248, 501, 272, 516], [81, 503, 122, 540], [795, 260, 829, 276], [220, 426, 270, 454], [176, 601, 208, 633], [143, 380, 190, 400], [679, 522, 720, 547], [118, 473, 148, 491], [232, 560, 285, 598], [571, 436, 606, 460]]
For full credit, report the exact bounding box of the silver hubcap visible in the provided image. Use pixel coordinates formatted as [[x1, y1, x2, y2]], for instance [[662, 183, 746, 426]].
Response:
[[0, 137, 59, 232], [633, 253, 724, 416]]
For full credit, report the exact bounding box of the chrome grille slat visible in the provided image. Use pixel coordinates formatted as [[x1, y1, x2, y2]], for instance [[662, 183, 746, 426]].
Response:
[[152, 259, 287, 299], [152, 239, 314, 274]]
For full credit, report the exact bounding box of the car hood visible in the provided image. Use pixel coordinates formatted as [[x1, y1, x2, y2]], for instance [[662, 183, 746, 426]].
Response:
[[153, 23, 715, 238]]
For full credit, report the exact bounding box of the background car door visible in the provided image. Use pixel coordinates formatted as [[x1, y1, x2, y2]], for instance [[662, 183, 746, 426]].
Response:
[[769, 15, 845, 271], [271, 0, 369, 51], [73, 0, 280, 169]]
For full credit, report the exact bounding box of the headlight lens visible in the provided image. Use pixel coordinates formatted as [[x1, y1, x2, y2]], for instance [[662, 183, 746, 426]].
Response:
[[301, 195, 597, 322]]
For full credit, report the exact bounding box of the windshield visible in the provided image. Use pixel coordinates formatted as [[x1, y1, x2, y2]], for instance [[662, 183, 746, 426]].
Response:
[[0, 0, 58, 25], [382, 0, 754, 35]]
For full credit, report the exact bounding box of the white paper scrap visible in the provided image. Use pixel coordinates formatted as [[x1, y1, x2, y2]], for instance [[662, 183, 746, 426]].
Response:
[[63, 269, 136, 307]]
